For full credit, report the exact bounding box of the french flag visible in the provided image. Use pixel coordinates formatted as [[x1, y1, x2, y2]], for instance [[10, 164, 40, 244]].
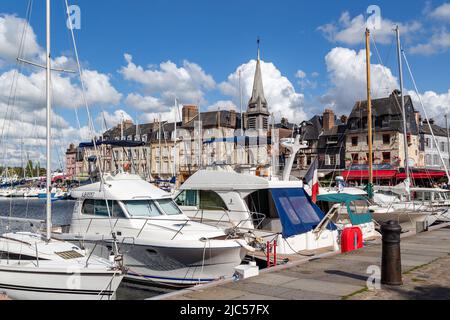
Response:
[[305, 158, 319, 203]]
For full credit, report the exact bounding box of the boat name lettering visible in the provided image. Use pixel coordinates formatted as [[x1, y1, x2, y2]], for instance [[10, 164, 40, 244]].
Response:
[[81, 192, 95, 198]]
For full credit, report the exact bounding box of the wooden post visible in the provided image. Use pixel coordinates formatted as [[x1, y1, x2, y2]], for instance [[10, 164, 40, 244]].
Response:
[[365, 28, 374, 199]]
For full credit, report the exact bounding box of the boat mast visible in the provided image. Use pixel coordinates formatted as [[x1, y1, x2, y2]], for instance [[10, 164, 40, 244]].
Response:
[[239, 70, 243, 133], [395, 26, 412, 192], [46, 0, 52, 241], [158, 114, 162, 177], [365, 28, 374, 199], [173, 98, 177, 179], [446, 114, 450, 169]]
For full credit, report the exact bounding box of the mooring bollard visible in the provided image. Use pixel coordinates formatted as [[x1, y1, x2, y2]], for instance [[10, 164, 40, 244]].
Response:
[[381, 220, 403, 286]]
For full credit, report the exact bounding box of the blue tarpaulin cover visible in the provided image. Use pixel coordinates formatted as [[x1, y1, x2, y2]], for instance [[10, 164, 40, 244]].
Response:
[[79, 140, 145, 148], [316, 193, 373, 225], [270, 188, 336, 238]]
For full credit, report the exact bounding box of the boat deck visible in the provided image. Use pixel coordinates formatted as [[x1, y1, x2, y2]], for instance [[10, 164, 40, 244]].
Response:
[[0, 293, 9, 300], [153, 223, 450, 300]]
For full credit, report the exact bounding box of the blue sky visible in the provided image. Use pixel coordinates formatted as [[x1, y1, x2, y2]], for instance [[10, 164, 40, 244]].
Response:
[[1, 0, 450, 167]]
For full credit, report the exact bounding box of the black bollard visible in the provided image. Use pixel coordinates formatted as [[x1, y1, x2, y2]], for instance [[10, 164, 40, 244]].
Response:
[[381, 220, 403, 286]]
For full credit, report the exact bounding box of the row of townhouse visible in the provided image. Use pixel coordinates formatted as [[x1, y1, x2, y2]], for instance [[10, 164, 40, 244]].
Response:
[[66, 44, 295, 183], [296, 90, 450, 183]]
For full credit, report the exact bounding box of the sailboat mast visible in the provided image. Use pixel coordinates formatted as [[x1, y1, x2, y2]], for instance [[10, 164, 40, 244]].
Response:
[[239, 70, 243, 132], [46, 0, 52, 241], [173, 99, 177, 178], [365, 28, 374, 199], [446, 114, 450, 168], [395, 26, 412, 188]]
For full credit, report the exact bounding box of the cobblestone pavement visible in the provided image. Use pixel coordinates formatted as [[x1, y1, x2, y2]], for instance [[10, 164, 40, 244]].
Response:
[[349, 254, 450, 300], [159, 225, 450, 300]]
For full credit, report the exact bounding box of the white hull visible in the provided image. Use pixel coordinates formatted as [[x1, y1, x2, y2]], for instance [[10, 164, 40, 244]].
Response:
[[59, 237, 246, 286], [0, 232, 124, 300], [0, 262, 122, 300]]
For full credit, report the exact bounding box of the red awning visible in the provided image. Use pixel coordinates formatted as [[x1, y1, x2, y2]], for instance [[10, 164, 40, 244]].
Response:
[[342, 170, 397, 180], [396, 171, 446, 180]]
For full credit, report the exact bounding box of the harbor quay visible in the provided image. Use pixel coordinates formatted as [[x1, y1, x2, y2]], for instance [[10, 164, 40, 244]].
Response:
[[154, 223, 450, 300]]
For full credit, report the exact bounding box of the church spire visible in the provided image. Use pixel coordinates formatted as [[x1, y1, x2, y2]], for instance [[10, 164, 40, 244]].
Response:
[[246, 37, 269, 130], [257, 36, 260, 61], [248, 37, 268, 111]]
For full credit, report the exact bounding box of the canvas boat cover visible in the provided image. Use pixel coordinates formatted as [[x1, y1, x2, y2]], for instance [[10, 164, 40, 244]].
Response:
[[317, 193, 373, 225], [270, 188, 336, 238]]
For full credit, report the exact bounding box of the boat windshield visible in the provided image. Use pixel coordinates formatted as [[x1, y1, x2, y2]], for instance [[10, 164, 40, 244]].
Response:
[[156, 199, 183, 215], [122, 199, 183, 217], [123, 200, 162, 217]]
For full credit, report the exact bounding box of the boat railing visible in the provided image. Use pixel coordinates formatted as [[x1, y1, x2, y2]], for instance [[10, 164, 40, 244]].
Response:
[[237, 211, 266, 230], [73, 216, 201, 240], [191, 206, 266, 231]]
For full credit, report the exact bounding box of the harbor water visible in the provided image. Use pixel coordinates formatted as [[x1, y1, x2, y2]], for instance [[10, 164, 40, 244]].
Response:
[[0, 198, 175, 299]]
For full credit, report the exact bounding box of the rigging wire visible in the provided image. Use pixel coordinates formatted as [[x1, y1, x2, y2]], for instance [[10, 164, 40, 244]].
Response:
[[64, 0, 121, 258], [402, 50, 450, 183]]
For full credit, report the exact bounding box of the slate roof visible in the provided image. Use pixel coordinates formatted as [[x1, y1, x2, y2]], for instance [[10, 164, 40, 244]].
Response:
[[421, 122, 450, 137], [347, 92, 419, 135], [181, 110, 239, 129]]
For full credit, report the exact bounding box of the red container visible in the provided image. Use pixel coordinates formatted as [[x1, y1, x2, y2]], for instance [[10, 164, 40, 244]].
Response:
[[341, 227, 363, 253]]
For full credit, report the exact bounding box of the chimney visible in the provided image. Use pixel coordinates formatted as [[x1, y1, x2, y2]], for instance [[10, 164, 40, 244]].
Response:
[[323, 109, 335, 131], [414, 111, 421, 127], [123, 119, 134, 130], [229, 110, 237, 127], [182, 105, 199, 125]]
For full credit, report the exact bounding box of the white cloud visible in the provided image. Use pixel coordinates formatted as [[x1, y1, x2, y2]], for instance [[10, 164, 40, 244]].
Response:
[[318, 11, 421, 45], [120, 54, 216, 110], [139, 107, 179, 124], [321, 47, 399, 114], [295, 70, 307, 79], [0, 68, 121, 110], [125, 93, 166, 113], [0, 14, 42, 64], [295, 70, 317, 90], [409, 28, 450, 55], [0, 14, 122, 169], [0, 101, 94, 170], [207, 100, 237, 112], [321, 46, 450, 125], [97, 109, 133, 130], [408, 89, 450, 126], [219, 59, 306, 123], [429, 3, 450, 21]]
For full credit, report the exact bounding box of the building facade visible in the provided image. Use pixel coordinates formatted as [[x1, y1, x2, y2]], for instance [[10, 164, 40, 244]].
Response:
[[421, 119, 450, 170], [345, 91, 424, 170]]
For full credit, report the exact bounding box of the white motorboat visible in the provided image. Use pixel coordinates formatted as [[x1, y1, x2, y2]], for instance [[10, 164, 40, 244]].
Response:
[[175, 165, 340, 255], [0, 232, 123, 300], [55, 172, 248, 286], [372, 186, 445, 229]]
